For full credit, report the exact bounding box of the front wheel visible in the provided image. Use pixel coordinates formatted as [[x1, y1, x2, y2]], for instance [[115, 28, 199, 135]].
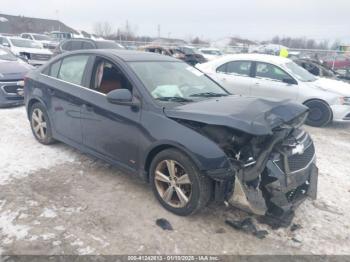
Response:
[[150, 149, 212, 216], [304, 100, 333, 127]]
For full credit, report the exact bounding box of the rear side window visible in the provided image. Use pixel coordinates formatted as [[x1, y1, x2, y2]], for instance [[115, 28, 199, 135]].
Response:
[[58, 55, 90, 85], [217, 61, 252, 76]]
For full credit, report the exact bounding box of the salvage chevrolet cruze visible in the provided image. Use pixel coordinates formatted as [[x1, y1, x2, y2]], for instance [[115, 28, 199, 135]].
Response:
[[24, 50, 318, 217]]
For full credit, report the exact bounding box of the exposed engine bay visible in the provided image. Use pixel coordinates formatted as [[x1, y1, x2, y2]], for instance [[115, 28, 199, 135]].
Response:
[[175, 117, 318, 217]]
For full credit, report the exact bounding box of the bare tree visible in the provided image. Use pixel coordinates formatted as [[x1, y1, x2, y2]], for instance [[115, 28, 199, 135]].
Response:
[[93, 21, 114, 38]]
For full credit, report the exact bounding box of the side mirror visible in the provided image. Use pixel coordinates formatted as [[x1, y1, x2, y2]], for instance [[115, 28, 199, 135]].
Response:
[[107, 89, 137, 106], [282, 78, 297, 85]]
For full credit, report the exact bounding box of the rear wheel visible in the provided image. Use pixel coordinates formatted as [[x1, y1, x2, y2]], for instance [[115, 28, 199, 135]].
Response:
[[30, 102, 55, 145], [304, 100, 332, 127], [150, 149, 212, 216]]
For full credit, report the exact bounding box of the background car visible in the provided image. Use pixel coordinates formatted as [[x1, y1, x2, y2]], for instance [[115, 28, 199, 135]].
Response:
[[173, 46, 207, 65], [197, 54, 350, 126], [323, 55, 350, 70], [198, 48, 223, 61], [294, 58, 350, 82], [20, 33, 58, 50], [140, 45, 207, 66], [0, 46, 33, 107], [0, 36, 52, 66], [24, 50, 317, 217], [53, 38, 124, 56]]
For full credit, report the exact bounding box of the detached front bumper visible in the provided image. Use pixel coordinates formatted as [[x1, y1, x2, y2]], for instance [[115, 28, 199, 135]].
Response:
[[228, 130, 318, 217]]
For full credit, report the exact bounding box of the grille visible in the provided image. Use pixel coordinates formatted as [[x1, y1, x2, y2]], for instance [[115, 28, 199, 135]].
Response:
[[275, 143, 315, 173], [30, 53, 51, 61], [3, 85, 21, 94]]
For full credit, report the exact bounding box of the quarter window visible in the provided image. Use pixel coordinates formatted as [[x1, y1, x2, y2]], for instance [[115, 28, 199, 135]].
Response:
[[217, 61, 252, 76], [58, 55, 89, 85], [256, 62, 292, 82]]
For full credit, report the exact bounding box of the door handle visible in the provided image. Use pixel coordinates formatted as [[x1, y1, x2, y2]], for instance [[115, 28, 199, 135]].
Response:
[[83, 104, 94, 112], [255, 82, 260, 85]]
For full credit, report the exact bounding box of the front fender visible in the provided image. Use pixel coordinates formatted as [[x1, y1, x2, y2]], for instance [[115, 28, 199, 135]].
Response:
[[140, 110, 232, 175]]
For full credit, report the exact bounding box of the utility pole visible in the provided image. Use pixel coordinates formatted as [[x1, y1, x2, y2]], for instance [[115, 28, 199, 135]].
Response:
[[157, 24, 160, 39]]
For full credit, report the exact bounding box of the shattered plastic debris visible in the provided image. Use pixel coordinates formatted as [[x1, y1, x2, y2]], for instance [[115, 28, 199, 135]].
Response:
[[290, 223, 302, 232], [156, 218, 173, 231], [225, 217, 268, 239]]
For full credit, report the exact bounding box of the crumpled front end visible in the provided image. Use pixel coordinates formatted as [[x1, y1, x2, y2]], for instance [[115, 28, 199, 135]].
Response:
[[228, 128, 318, 217]]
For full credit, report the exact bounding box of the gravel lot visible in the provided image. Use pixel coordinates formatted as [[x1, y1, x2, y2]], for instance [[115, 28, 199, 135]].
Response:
[[0, 106, 350, 255]]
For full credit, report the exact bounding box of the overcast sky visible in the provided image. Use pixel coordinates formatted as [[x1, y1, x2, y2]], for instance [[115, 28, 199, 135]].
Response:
[[1, 0, 350, 42]]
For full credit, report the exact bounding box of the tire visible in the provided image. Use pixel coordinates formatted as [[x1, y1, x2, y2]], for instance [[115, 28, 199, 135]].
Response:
[[29, 102, 55, 145], [150, 148, 212, 216], [304, 100, 333, 127]]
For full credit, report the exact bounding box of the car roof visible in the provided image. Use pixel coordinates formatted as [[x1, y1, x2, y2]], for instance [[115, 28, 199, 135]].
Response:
[[62, 49, 179, 62], [217, 53, 292, 65]]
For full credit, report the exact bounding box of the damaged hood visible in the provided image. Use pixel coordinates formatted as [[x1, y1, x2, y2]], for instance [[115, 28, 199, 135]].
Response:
[[164, 96, 308, 135]]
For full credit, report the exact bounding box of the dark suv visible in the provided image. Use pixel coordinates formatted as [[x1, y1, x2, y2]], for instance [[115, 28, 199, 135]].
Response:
[[24, 50, 318, 217], [53, 38, 124, 56]]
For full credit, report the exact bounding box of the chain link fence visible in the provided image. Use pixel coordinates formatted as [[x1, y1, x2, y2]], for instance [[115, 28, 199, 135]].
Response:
[[115, 40, 350, 78]]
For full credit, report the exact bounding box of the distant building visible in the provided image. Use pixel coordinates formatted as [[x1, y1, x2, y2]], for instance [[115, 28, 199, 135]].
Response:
[[0, 13, 78, 35]]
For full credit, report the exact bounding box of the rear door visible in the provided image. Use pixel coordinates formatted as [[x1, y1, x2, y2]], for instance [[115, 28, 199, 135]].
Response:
[[250, 62, 298, 100], [41, 54, 92, 143], [214, 60, 254, 95]]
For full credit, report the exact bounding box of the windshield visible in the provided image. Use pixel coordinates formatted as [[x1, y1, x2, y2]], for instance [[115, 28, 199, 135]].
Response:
[[0, 48, 17, 61], [96, 41, 122, 49], [129, 61, 228, 102], [33, 34, 51, 41], [284, 61, 317, 82], [10, 38, 42, 49]]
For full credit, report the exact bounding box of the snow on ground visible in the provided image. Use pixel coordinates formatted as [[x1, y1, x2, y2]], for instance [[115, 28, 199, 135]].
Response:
[[0, 106, 350, 255], [0, 107, 77, 185]]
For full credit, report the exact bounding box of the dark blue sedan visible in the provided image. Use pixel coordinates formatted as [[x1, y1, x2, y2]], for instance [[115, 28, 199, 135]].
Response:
[[24, 50, 318, 217], [0, 46, 33, 107]]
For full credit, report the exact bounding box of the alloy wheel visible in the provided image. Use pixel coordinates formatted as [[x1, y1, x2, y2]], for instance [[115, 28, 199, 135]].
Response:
[[154, 160, 192, 208], [31, 108, 47, 140]]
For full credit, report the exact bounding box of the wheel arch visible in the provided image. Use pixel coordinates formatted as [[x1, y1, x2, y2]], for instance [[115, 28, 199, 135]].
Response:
[[302, 98, 334, 125], [142, 142, 203, 183], [27, 97, 47, 119], [303, 98, 333, 117]]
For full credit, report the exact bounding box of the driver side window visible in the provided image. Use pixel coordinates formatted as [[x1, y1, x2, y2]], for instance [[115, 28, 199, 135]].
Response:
[[91, 58, 132, 95], [256, 62, 293, 82]]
